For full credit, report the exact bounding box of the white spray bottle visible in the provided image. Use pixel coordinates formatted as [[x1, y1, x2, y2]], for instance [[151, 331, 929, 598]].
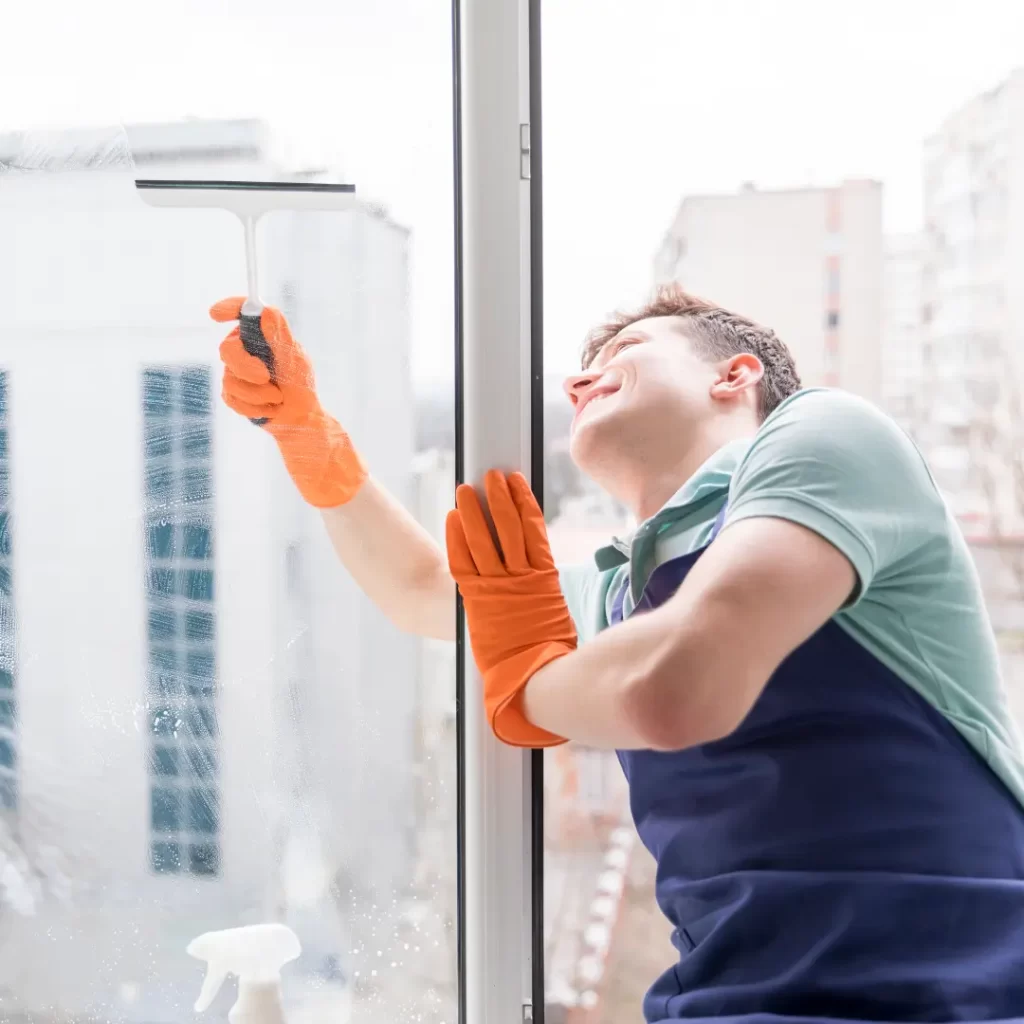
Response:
[[188, 924, 301, 1024]]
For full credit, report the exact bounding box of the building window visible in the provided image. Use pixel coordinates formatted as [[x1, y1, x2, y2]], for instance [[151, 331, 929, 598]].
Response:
[[142, 367, 219, 877], [0, 372, 15, 812], [825, 252, 841, 297]]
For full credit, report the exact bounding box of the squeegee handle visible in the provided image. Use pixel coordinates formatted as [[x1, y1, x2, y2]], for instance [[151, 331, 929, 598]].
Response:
[[239, 306, 277, 427]]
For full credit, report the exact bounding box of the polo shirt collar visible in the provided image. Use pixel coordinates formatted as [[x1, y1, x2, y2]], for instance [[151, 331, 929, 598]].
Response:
[[593, 438, 751, 572]]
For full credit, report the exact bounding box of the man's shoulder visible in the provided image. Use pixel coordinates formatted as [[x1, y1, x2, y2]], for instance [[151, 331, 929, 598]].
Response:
[[738, 387, 940, 511], [758, 387, 910, 446], [728, 387, 951, 601]]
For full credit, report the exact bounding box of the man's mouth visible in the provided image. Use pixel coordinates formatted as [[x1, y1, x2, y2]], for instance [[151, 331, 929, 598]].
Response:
[[574, 380, 622, 422]]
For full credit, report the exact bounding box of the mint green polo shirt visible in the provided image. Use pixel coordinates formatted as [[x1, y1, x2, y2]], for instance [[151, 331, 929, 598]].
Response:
[[558, 387, 1024, 810]]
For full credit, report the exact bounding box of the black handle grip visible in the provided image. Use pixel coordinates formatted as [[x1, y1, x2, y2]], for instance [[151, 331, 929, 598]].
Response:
[[239, 312, 277, 426]]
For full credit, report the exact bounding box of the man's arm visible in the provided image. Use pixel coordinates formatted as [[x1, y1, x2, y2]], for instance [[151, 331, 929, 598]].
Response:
[[453, 393, 940, 752], [521, 516, 854, 750], [522, 389, 942, 750], [213, 299, 456, 642], [321, 481, 456, 641]]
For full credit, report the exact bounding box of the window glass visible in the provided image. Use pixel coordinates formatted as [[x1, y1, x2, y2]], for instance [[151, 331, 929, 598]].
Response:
[[541, 2, 1024, 1019], [0, 4, 457, 1022]]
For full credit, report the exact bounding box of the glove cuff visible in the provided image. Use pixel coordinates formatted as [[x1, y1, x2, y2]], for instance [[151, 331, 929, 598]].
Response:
[[269, 408, 369, 508], [485, 642, 573, 748]]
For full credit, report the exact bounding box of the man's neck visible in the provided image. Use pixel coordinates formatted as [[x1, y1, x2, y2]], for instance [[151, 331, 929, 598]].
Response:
[[630, 461, 707, 524], [628, 423, 755, 522]]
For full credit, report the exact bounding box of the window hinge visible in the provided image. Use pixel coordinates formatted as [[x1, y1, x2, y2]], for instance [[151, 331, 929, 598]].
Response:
[[522, 1000, 533, 1022], [520, 123, 531, 180]]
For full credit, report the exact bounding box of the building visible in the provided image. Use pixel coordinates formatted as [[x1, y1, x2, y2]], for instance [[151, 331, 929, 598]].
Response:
[[0, 120, 424, 1022], [919, 68, 1024, 532], [882, 232, 925, 436], [653, 180, 884, 405]]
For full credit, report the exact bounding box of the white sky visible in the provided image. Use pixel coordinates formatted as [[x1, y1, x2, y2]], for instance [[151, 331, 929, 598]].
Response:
[[3, 0, 1022, 390]]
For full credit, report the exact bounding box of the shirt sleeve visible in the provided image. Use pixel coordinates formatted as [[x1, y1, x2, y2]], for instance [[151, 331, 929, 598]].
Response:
[[558, 563, 619, 642], [558, 564, 591, 631], [725, 389, 946, 604]]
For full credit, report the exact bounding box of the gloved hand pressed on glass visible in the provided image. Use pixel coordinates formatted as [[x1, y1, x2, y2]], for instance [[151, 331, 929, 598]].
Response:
[[211, 298, 367, 508], [446, 470, 576, 748]]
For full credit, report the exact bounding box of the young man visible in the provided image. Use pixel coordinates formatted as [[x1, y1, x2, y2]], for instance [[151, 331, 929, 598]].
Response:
[[213, 288, 1024, 1022]]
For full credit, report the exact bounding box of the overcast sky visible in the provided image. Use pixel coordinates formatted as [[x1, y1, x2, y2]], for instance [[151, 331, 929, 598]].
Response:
[[3, 0, 1022, 389]]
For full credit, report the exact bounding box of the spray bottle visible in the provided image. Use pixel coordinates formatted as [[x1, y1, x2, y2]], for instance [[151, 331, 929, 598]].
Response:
[[188, 924, 301, 1024]]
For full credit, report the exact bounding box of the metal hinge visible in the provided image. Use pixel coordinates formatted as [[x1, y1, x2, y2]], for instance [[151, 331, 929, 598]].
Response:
[[520, 123, 531, 180], [522, 1000, 533, 1022]]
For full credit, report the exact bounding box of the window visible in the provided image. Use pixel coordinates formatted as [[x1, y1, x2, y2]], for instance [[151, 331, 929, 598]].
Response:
[[826, 265, 841, 296], [2, 3, 459, 1020], [143, 367, 219, 877], [540, 8, 1024, 1021], [0, 372, 14, 812]]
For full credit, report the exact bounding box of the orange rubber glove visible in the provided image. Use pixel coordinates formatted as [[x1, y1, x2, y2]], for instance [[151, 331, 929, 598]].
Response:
[[212, 298, 368, 508], [446, 470, 575, 748]]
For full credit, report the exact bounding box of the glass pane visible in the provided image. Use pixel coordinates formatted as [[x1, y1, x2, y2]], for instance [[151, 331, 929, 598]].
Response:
[[148, 607, 177, 644], [185, 609, 215, 644], [542, 3, 1024, 1021], [0, 3, 457, 1022], [151, 840, 182, 874], [151, 745, 179, 777], [147, 522, 175, 559], [151, 787, 183, 834], [182, 524, 213, 560]]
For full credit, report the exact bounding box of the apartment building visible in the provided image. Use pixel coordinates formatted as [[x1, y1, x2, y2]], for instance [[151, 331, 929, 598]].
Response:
[[653, 180, 884, 406]]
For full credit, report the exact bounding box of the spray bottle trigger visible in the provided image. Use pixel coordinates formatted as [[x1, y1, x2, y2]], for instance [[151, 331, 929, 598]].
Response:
[[193, 962, 229, 1012]]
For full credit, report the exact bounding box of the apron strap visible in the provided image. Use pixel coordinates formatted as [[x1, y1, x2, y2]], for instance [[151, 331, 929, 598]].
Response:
[[709, 500, 729, 542], [612, 500, 730, 624]]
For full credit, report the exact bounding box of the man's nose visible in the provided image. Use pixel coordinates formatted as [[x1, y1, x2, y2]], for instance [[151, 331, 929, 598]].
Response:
[[562, 373, 597, 406]]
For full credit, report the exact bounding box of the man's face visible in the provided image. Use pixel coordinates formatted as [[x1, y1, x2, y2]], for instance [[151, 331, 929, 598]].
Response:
[[564, 316, 720, 482]]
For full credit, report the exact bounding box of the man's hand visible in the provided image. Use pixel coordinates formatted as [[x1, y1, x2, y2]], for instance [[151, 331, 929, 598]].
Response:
[[446, 470, 575, 747], [212, 298, 367, 508]]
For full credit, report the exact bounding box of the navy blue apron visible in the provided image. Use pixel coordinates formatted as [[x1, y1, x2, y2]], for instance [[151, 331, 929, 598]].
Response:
[[612, 504, 1024, 1022]]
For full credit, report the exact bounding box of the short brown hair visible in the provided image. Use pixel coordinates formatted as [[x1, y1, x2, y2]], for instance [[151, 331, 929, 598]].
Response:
[[581, 283, 801, 421]]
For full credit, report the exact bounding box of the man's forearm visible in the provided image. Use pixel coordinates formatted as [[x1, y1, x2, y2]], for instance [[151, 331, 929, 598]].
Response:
[[519, 601, 711, 750], [520, 516, 855, 753], [321, 477, 456, 641]]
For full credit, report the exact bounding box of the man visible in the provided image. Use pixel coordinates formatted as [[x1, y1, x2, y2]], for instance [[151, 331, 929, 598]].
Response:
[[213, 287, 1024, 1022]]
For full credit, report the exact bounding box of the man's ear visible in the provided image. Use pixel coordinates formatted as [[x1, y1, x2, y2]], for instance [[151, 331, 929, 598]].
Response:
[[710, 353, 763, 401]]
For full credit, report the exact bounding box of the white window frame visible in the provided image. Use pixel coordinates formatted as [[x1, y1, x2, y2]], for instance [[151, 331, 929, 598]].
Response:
[[456, 0, 545, 1021]]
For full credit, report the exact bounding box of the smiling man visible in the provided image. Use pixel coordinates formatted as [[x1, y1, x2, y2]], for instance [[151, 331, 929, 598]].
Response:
[[214, 287, 1024, 1023]]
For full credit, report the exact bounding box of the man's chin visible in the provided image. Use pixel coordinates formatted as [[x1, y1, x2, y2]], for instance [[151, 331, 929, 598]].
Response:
[[568, 414, 616, 472]]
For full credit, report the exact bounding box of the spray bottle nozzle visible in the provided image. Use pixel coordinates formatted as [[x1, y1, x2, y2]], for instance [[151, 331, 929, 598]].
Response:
[[188, 923, 301, 1019]]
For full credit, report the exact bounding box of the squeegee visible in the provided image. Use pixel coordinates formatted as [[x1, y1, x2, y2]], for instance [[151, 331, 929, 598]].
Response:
[[135, 178, 356, 423]]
